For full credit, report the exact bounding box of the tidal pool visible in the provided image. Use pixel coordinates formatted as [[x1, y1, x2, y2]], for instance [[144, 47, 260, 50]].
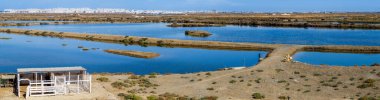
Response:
[[0, 32, 266, 74], [4, 23, 380, 46], [293, 52, 380, 66]]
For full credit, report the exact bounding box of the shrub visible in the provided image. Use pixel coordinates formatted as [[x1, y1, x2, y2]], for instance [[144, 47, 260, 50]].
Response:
[[118, 93, 126, 97], [343, 85, 348, 88], [313, 73, 321, 76], [247, 83, 252, 86], [148, 73, 158, 78], [206, 87, 214, 91], [294, 71, 300, 74], [316, 89, 321, 92], [229, 80, 236, 84], [200, 96, 218, 100], [275, 69, 284, 73], [156, 40, 164, 47], [111, 81, 127, 89], [205, 72, 211, 76], [255, 78, 261, 83], [252, 93, 265, 99], [147, 95, 159, 100], [211, 82, 217, 84], [5, 29, 11, 33], [121, 38, 132, 44], [364, 79, 376, 83], [349, 77, 355, 81], [256, 70, 264, 72], [34, 32, 41, 35], [41, 31, 48, 36], [358, 96, 377, 100], [278, 96, 287, 100], [158, 92, 179, 100], [24, 30, 31, 35], [128, 75, 140, 79], [124, 94, 143, 100], [0, 79, 6, 85], [82, 48, 89, 51], [370, 63, 380, 66], [277, 80, 287, 83], [137, 38, 149, 45], [96, 77, 109, 82], [357, 79, 376, 89], [135, 78, 158, 88]]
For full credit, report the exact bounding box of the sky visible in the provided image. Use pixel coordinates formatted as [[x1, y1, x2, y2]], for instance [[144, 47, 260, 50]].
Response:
[[0, 0, 379, 12]]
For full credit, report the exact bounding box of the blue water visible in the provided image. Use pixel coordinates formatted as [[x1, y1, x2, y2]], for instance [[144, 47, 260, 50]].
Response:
[[0, 32, 266, 74], [4, 23, 380, 46], [293, 52, 380, 66]]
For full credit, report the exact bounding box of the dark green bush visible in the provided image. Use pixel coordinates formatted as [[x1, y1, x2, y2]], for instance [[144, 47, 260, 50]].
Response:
[[206, 87, 214, 91], [147, 95, 158, 100], [252, 93, 265, 99], [96, 77, 109, 82], [357, 79, 376, 89], [200, 96, 218, 100], [5, 29, 11, 33], [229, 80, 236, 84], [148, 73, 158, 78], [156, 40, 164, 47], [275, 69, 284, 73], [278, 96, 288, 100], [124, 94, 143, 100], [111, 81, 127, 89], [128, 75, 140, 79], [358, 96, 377, 100], [158, 92, 179, 100]]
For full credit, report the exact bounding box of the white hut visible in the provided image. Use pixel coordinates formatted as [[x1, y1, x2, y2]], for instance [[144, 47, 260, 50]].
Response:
[[16, 66, 91, 98]]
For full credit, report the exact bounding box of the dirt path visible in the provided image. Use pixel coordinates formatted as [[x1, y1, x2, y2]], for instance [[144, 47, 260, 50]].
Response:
[[161, 45, 303, 91]]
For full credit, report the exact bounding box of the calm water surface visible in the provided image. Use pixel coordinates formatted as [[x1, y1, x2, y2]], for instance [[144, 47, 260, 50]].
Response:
[[5, 23, 380, 46], [293, 52, 380, 66], [0, 32, 266, 74]]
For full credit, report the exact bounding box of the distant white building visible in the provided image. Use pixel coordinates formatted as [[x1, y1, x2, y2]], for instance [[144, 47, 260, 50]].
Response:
[[2, 8, 210, 14]]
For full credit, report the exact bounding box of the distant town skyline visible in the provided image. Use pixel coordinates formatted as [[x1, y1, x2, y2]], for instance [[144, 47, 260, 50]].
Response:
[[0, 0, 380, 12]]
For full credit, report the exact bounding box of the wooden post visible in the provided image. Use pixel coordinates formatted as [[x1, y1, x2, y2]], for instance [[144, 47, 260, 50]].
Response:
[[34, 72, 37, 85], [68, 72, 71, 84], [64, 76, 67, 95], [77, 75, 80, 94], [17, 74, 20, 97], [54, 76, 57, 95], [41, 80, 44, 95], [89, 75, 92, 93]]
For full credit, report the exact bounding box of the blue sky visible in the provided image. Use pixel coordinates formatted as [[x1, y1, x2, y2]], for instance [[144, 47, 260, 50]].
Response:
[[0, 0, 379, 12]]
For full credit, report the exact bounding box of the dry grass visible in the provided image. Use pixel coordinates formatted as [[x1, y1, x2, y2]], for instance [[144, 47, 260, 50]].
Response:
[[1, 13, 380, 29]]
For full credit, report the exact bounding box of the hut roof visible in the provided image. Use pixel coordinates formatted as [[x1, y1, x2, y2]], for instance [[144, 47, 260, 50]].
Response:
[[17, 66, 86, 73], [0, 74, 15, 79]]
